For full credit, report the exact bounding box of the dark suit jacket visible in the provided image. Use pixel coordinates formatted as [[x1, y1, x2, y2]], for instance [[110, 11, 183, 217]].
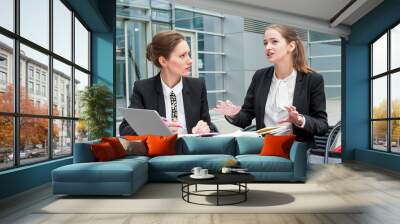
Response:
[[228, 66, 329, 145], [119, 74, 216, 136]]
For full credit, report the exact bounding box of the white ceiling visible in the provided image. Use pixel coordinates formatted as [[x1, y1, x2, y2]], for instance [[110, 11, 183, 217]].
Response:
[[172, 0, 384, 37]]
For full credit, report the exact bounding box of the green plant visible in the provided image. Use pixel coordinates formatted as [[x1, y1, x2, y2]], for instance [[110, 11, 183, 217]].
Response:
[[79, 84, 113, 140]]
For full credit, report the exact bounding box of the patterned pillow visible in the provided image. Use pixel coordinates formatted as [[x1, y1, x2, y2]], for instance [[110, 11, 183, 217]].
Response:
[[118, 138, 147, 156]]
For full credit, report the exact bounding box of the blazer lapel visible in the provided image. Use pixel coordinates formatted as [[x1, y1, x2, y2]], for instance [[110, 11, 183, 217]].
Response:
[[292, 72, 304, 110], [182, 78, 192, 131], [258, 69, 273, 127], [154, 74, 166, 117]]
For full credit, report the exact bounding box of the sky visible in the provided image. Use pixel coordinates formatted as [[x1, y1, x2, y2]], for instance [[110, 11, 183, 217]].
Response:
[[0, 0, 89, 71]]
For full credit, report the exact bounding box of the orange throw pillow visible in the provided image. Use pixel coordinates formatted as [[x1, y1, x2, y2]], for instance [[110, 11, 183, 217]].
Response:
[[91, 142, 118, 161], [123, 135, 148, 142], [101, 137, 127, 158], [146, 135, 177, 157], [259, 135, 296, 159]]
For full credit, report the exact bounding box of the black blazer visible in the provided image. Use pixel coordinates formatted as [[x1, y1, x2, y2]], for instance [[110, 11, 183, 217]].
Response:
[[119, 74, 216, 135], [228, 66, 329, 145]]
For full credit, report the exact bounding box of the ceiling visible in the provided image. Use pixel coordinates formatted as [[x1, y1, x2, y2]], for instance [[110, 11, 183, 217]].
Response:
[[172, 0, 384, 37]]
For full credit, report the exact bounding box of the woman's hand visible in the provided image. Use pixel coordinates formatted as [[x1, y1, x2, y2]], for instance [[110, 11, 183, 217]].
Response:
[[192, 120, 211, 134], [277, 106, 305, 127], [214, 100, 241, 117], [162, 118, 183, 134]]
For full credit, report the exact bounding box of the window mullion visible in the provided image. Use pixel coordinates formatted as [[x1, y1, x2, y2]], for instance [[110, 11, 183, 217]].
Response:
[[49, 0, 53, 160], [387, 29, 391, 152], [14, 0, 21, 166]]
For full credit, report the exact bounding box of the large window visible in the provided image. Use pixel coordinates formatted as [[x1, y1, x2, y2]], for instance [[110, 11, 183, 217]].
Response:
[[0, 0, 91, 170], [370, 23, 400, 153], [175, 7, 225, 108]]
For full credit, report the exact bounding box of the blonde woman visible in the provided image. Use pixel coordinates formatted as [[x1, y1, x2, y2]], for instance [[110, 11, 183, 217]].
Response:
[[216, 25, 328, 146]]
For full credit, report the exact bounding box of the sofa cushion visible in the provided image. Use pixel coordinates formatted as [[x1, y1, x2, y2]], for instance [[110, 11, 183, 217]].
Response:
[[260, 135, 296, 159], [74, 140, 100, 163], [148, 154, 235, 172], [101, 137, 127, 158], [235, 137, 263, 155], [177, 137, 236, 155], [147, 135, 177, 157], [119, 138, 147, 156], [91, 142, 118, 162], [236, 155, 293, 172]]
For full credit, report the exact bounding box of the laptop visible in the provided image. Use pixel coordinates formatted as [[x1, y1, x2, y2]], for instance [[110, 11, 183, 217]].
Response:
[[119, 108, 172, 135]]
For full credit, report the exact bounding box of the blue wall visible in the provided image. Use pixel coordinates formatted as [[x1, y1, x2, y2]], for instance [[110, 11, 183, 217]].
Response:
[[0, 0, 115, 200], [344, 0, 400, 171]]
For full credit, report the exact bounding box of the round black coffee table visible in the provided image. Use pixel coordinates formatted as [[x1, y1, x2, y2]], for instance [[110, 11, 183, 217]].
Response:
[[177, 173, 255, 206]]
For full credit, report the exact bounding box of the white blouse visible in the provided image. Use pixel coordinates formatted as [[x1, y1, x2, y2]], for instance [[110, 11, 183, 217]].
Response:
[[264, 69, 297, 135]]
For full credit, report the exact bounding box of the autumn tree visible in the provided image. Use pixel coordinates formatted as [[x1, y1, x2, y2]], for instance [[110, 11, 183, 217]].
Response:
[[372, 99, 400, 143], [0, 84, 60, 152]]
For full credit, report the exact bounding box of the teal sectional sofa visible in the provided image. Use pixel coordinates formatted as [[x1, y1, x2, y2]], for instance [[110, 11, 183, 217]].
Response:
[[52, 136, 307, 196]]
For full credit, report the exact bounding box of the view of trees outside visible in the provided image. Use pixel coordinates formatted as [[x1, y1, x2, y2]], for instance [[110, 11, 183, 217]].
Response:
[[0, 85, 61, 168], [371, 23, 400, 153], [372, 99, 400, 152], [0, 0, 90, 170]]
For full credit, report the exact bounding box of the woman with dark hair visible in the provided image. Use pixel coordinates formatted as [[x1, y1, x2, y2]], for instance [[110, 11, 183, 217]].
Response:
[[120, 30, 215, 136], [215, 24, 328, 146]]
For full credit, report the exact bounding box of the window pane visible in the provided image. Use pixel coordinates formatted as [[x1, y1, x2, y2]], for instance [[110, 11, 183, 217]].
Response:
[[372, 77, 387, 119], [20, 117, 49, 165], [198, 33, 222, 52], [20, 44, 49, 115], [74, 69, 89, 118], [20, 0, 49, 49], [53, 0, 72, 60], [320, 72, 341, 86], [310, 56, 340, 71], [116, 4, 148, 19], [75, 120, 88, 143], [53, 59, 72, 117], [391, 24, 400, 70], [206, 92, 224, 108], [325, 86, 341, 100], [372, 33, 387, 76], [391, 72, 400, 118], [175, 9, 193, 29], [391, 120, 400, 153], [152, 23, 171, 34], [199, 74, 224, 91], [372, 121, 388, 151], [117, 0, 149, 8], [309, 41, 341, 56], [0, 0, 14, 31], [75, 18, 89, 70], [151, 0, 170, 10], [194, 13, 222, 33], [198, 54, 223, 71], [0, 116, 13, 170], [53, 119, 72, 158], [309, 31, 338, 42], [0, 35, 14, 112], [151, 9, 170, 22]]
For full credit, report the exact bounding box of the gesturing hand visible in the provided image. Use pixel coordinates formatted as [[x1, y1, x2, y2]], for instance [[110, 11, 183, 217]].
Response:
[[214, 100, 241, 118], [192, 120, 210, 134], [277, 106, 304, 126]]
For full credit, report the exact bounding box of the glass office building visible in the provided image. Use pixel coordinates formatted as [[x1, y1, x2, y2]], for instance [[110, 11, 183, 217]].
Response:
[[115, 0, 341, 133]]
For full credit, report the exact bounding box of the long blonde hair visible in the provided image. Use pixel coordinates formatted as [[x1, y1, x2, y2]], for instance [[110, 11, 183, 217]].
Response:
[[266, 24, 314, 74]]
